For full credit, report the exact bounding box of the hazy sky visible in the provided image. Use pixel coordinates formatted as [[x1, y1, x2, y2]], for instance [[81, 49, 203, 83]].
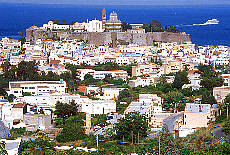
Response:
[[0, 0, 230, 5]]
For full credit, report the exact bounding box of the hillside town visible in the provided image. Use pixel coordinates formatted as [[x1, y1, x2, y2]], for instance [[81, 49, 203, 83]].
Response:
[[0, 9, 229, 154]]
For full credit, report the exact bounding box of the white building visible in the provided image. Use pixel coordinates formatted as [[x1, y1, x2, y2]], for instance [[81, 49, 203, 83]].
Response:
[[178, 103, 216, 137], [80, 100, 116, 114], [86, 19, 103, 32], [124, 94, 162, 124], [213, 86, 230, 103], [76, 69, 128, 81], [42, 21, 70, 30], [98, 88, 125, 100], [0, 102, 26, 129], [7, 81, 67, 97], [70, 22, 88, 32], [129, 77, 157, 88]]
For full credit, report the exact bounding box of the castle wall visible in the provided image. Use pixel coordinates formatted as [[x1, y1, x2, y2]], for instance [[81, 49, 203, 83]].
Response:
[[26, 28, 191, 46]]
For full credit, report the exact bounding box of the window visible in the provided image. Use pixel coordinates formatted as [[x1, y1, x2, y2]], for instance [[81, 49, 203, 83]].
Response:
[[14, 91, 18, 93]]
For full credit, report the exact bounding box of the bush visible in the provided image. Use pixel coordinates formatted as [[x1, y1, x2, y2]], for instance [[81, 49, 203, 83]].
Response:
[[56, 114, 87, 143], [10, 127, 26, 138]]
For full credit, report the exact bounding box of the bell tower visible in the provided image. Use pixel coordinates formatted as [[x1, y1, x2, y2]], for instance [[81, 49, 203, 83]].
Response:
[[102, 9, 106, 31]]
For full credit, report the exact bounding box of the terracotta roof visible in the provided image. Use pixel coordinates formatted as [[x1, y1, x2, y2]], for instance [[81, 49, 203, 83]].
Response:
[[80, 95, 88, 98], [13, 103, 25, 108], [50, 60, 61, 65]]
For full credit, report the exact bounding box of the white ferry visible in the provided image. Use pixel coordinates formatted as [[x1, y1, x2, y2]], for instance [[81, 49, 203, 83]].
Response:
[[204, 19, 219, 25]]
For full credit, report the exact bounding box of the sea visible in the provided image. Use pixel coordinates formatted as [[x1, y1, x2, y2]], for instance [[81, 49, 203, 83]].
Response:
[[0, 3, 230, 46]]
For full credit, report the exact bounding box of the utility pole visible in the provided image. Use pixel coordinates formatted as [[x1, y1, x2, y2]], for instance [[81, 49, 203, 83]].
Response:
[[159, 135, 160, 155], [227, 103, 229, 119], [131, 131, 134, 144], [138, 132, 140, 144], [96, 134, 99, 147], [174, 102, 177, 113]]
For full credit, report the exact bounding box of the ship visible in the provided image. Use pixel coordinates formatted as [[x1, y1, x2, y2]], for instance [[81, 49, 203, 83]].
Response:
[[204, 19, 219, 25]]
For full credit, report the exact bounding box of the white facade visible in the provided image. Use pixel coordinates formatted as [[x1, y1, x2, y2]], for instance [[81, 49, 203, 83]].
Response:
[[124, 94, 162, 123], [0, 102, 25, 129], [76, 69, 128, 81], [179, 103, 214, 131], [17, 93, 116, 115], [71, 22, 88, 32], [129, 77, 157, 88], [81, 100, 116, 114], [98, 88, 125, 100], [7, 81, 67, 97], [43, 21, 70, 30], [86, 19, 103, 32]]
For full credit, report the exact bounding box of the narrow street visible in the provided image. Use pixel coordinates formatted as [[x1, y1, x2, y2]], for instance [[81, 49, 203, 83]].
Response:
[[211, 126, 229, 143], [163, 113, 183, 133]]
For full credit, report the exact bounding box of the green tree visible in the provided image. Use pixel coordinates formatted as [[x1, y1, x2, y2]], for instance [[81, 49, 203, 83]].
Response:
[[0, 142, 7, 155], [22, 138, 56, 151], [121, 22, 132, 31], [56, 114, 87, 143], [54, 101, 77, 119], [7, 94, 16, 102], [200, 77, 224, 90], [82, 74, 100, 85], [17, 61, 40, 81], [115, 112, 148, 142], [159, 124, 180, 154], [45, 71, 59, 81], [197, 64, 215, 77], [163, 91, 185, 111], [172, 70, 189, 89], [224, 93, 230, 103], [118, 89, 132, 103], [201, 88, 217, 105], [223, 118, 230, 136], [19, 30, 26, 46], [1, 61, 17, 81], [142, 20, 162, 32], [197, 64, 223, 90], [164, 25, 179, 33]]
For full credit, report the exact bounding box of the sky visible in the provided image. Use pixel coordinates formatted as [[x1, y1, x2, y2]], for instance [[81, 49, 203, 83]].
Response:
[[0, 0, 230, 5]]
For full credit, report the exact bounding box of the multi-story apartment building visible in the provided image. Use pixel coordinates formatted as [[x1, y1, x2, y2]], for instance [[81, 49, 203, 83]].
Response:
[[7, 81, 67, 97], [180, 103, 215, 129], [124, 94, 162, 125]]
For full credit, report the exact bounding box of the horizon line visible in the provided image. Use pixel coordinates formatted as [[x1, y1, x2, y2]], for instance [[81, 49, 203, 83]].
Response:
[[1, 2, 230, 7]]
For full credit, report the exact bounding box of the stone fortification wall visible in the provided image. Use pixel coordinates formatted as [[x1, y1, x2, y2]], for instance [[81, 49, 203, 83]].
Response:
[[26, 28, 191, 45]]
